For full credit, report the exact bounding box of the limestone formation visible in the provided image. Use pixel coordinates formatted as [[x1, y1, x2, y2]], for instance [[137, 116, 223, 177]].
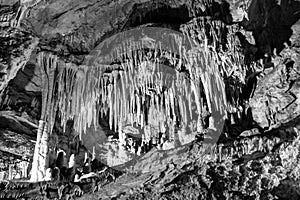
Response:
[[0, 0, 300, 199]]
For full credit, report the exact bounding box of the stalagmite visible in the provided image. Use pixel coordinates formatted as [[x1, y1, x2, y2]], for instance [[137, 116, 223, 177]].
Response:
[[137, 146, 142, 156], [8, 164, 13, 180], [223, 147, 228, 160], [30, 120, 44, 182], [229, 146, 234, 157], [212, 145, 217, 160], [44, 168, 53, 181], [39, 123, 50, 179], [218, 144, 223, 161], [258, 138, 263, 151]]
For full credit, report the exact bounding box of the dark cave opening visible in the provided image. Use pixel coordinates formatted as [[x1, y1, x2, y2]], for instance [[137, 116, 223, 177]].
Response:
[[121, 3, 191, 31]]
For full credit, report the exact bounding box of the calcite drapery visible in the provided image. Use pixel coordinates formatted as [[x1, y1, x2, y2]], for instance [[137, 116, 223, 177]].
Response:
[[32, 23, 231, 171], [30, 53, 59, 182]]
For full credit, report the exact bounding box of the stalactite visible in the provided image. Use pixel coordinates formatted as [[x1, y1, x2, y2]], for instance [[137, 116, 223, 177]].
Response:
[[177, 95, 183, 125], [47, 56, 59, 135], [108, 83, 113, 130], [169, 87, 175, 120], [113, 73, 117, 132], [28, 21, 242, 165], [180, 18, 230, 128]]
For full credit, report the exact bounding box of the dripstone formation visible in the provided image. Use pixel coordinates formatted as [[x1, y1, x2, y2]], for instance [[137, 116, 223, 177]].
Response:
[[0, 0, 300, 199]]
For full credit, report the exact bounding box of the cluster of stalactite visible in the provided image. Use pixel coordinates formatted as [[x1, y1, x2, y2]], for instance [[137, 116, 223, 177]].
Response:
[[180, 18, 228, 128], [208, 134, 283, 162], [44, 39, 222, 130], [32, 15, 258, 171], [221, 25, 249, 109], [54, 51, 212, 148], [29, 53, 103, 138], [34, 19, 232, 169], [180, 17, 248, 113], [180, 17, 227, 50]]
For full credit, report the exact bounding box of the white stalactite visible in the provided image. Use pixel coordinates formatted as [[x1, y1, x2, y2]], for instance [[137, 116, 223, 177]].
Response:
[[30, 22, 235, 168]]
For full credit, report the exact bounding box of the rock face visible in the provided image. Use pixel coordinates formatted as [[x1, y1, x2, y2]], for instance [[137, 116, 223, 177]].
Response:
[[0, 0, 299, 199], [250, 48, 300, 129]]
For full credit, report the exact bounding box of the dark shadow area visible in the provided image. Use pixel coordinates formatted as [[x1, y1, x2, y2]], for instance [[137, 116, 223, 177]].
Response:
[[241, 0, 300, 58], [121, 2, 191, 31], [121, 0, 232, 31], [1, 62, 42, 120], [265, 115, 300, 139]]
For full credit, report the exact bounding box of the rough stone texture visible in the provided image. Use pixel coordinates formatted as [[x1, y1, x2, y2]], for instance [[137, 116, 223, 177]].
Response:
[[0, 0, 18, 6], [0, 129, 33, 160], [77, 128, 300, 200], [26, 0, 196, 61], [0, 0, 299, 199], [250, 48, 300, 129], [291, 19, 300, 47], [1, 127, 298, 199], [0, 166, 122, 199]]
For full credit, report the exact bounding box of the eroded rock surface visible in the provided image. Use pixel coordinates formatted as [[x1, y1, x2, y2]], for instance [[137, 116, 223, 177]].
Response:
[[250, 48, 300, 129]]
